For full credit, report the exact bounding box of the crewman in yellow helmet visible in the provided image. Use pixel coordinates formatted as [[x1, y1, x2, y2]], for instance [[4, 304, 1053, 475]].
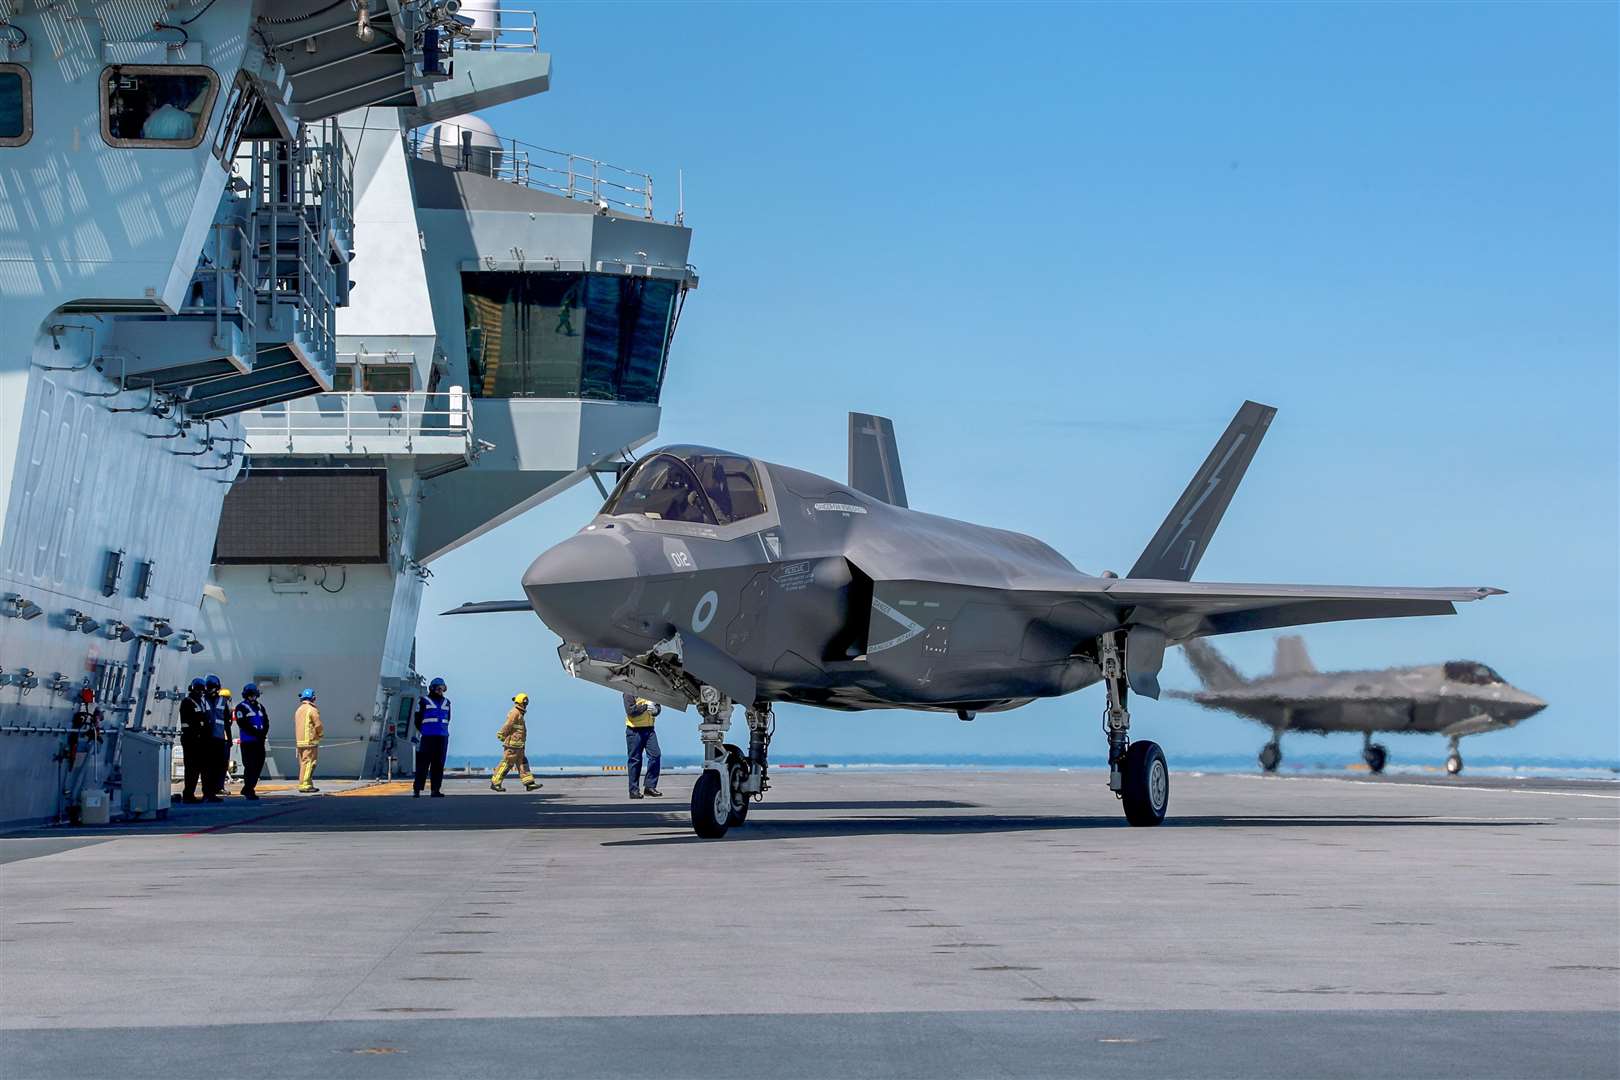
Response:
[[491, 693, 540, 792], [294, 688, 322, 793]]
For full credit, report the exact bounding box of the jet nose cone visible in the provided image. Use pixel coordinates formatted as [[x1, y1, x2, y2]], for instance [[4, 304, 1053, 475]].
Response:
[[522, 530, 639, 647], [1518, 690, 1548, 718]]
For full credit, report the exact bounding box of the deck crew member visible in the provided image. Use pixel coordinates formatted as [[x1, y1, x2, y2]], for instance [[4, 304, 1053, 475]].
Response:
[[414, 677, 452, 798], [179, 678, 210, 803], [491, 693, 540, 792], [203, 675, 229, 801], [624, 694, 662, 799], [294, 688, 322, 794], [234, 683, 270, 800]]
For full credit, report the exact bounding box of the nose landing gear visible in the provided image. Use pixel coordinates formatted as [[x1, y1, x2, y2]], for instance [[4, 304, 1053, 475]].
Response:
[[689, 692, 772, 839]]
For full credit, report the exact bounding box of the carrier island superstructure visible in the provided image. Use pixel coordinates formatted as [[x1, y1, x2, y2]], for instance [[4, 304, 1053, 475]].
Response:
[[0, 2, 696, 824]]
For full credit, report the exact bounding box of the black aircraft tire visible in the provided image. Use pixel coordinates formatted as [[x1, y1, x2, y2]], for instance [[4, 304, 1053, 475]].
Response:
[[1365, 744, 1388, 774], [1258, 742, 1281, 772], [1120, 741, 1169, 827], [728, 795, 750, 828], [1445, 754, 1464, 776], [690, 770, 730, 839]]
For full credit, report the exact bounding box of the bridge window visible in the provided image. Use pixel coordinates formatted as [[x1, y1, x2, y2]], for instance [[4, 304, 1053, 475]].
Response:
[[604, 454, 717, 525], [361, 364, 413, 392], [0, 64, 30, 147], [461, 271, 680, 403], [101, 65, 218, 148]]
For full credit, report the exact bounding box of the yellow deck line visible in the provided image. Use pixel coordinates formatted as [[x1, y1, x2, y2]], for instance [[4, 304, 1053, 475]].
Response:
[[329, 781, 415, 797]]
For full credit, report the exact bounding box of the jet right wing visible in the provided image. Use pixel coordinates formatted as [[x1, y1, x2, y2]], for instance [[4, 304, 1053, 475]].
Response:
[[1096, 579, 1505, 638]]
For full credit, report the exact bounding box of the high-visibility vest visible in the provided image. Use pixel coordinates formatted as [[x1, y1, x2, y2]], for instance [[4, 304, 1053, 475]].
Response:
[[235, 701, 268, 742], [625, 697, 656, 729], [208, 697, 230, 740], [419, 696, 452, 738]]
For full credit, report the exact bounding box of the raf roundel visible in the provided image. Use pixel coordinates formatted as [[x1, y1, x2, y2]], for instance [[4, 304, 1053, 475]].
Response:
[[692, 590, 719, 633]]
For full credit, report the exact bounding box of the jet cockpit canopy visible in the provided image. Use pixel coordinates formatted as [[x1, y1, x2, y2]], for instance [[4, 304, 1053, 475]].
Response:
[[602, 446, 767, 526], [1443, 660, 1504, 686]]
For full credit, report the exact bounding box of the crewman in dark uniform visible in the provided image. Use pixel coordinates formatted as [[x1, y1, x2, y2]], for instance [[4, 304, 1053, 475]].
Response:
[[179, 678, 210, 803], [234, 683, 270, 800], [413, 677, 452, 798], [202, 674, 228, 802]]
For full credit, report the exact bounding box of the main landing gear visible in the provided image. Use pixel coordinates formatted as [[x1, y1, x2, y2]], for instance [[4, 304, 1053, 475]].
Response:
[[1362, 733, 1388, 775], [1259, 740, 1282, 773], [1100, 631, 1168, 827], [1445, 736, 1464, 776], [689, 688, 772, 839]]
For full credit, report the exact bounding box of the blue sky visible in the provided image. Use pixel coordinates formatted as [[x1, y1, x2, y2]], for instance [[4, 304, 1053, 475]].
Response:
[[417, 2, 1618, 764]]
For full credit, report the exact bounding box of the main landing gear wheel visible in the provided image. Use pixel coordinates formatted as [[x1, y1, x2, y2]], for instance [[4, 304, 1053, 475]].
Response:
[[690, 770, 730, 839], [1120, 740, 1169, 827], [723, 744, 751, 828], [1363, 743, 1388, 774], [1258, 741, 1282, 773], [1445, 753, 1464, 776]]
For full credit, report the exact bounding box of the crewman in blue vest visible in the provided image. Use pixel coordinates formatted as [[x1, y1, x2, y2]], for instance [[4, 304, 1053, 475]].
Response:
[[414, 677, 452, 798], [234, 683, 270, 800], [203, 674, 230, 801]]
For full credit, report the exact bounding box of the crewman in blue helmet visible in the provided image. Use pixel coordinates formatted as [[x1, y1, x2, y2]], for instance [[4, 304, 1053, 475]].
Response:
[[178, 677, 210, 804], [234, 683, 270, 800], [413, 677, 452, 798], [295, 688, 322, 793]]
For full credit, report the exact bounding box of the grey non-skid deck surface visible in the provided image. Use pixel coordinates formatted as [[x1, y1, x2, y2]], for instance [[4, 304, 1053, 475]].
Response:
[[3, 771, 1616, 1079]]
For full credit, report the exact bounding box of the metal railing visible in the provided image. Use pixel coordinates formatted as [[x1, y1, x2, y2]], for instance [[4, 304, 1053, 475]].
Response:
[[410, 119, 657, 220], [243, 390, 475, 455], [450, 6, 539, 52], [240, 123, 352, 376], [178, 219, 257, 344]]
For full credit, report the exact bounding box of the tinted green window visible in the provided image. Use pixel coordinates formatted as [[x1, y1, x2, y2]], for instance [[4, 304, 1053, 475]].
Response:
[[461, 271, 678, 402]]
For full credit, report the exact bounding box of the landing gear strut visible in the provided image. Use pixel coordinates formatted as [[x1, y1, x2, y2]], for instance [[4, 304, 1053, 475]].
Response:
[[1362, 733, 1388, 775], [1445, 737, 1464, 776], [1100, 630, 1168, 827], [689, 688, 772, 839]]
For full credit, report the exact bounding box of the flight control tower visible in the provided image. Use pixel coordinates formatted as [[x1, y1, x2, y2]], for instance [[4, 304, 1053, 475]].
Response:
[[197, 12, 697, 779]]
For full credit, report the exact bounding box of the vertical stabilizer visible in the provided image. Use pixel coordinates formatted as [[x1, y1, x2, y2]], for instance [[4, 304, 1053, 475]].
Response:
[[849, 413, 908, 508], [1181, 639, 1247, 691], [1272, 635, 1316, 676], [1128, 400, 1276, 581]]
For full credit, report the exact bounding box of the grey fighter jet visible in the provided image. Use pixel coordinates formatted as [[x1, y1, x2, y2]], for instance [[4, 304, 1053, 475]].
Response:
[[447, 401, 1504, 838], [1177, 636, 1545, 775]]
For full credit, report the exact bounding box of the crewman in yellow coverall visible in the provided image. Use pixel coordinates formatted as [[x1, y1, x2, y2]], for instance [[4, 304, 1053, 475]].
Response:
[[490, 692, 541, 792], [294, 688, 322, 793]]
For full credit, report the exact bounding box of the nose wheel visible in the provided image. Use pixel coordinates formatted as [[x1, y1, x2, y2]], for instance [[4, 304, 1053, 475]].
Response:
[[689, 695, 771, 839]]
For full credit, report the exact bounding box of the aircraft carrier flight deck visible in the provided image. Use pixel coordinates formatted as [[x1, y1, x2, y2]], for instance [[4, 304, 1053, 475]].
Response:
[[2, 770, 1615, 1079]]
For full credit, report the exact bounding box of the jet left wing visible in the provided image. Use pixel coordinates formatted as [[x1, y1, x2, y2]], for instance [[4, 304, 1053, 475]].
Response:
[[441, 600, 534, 615], [1095, 580, 1505, 638]]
